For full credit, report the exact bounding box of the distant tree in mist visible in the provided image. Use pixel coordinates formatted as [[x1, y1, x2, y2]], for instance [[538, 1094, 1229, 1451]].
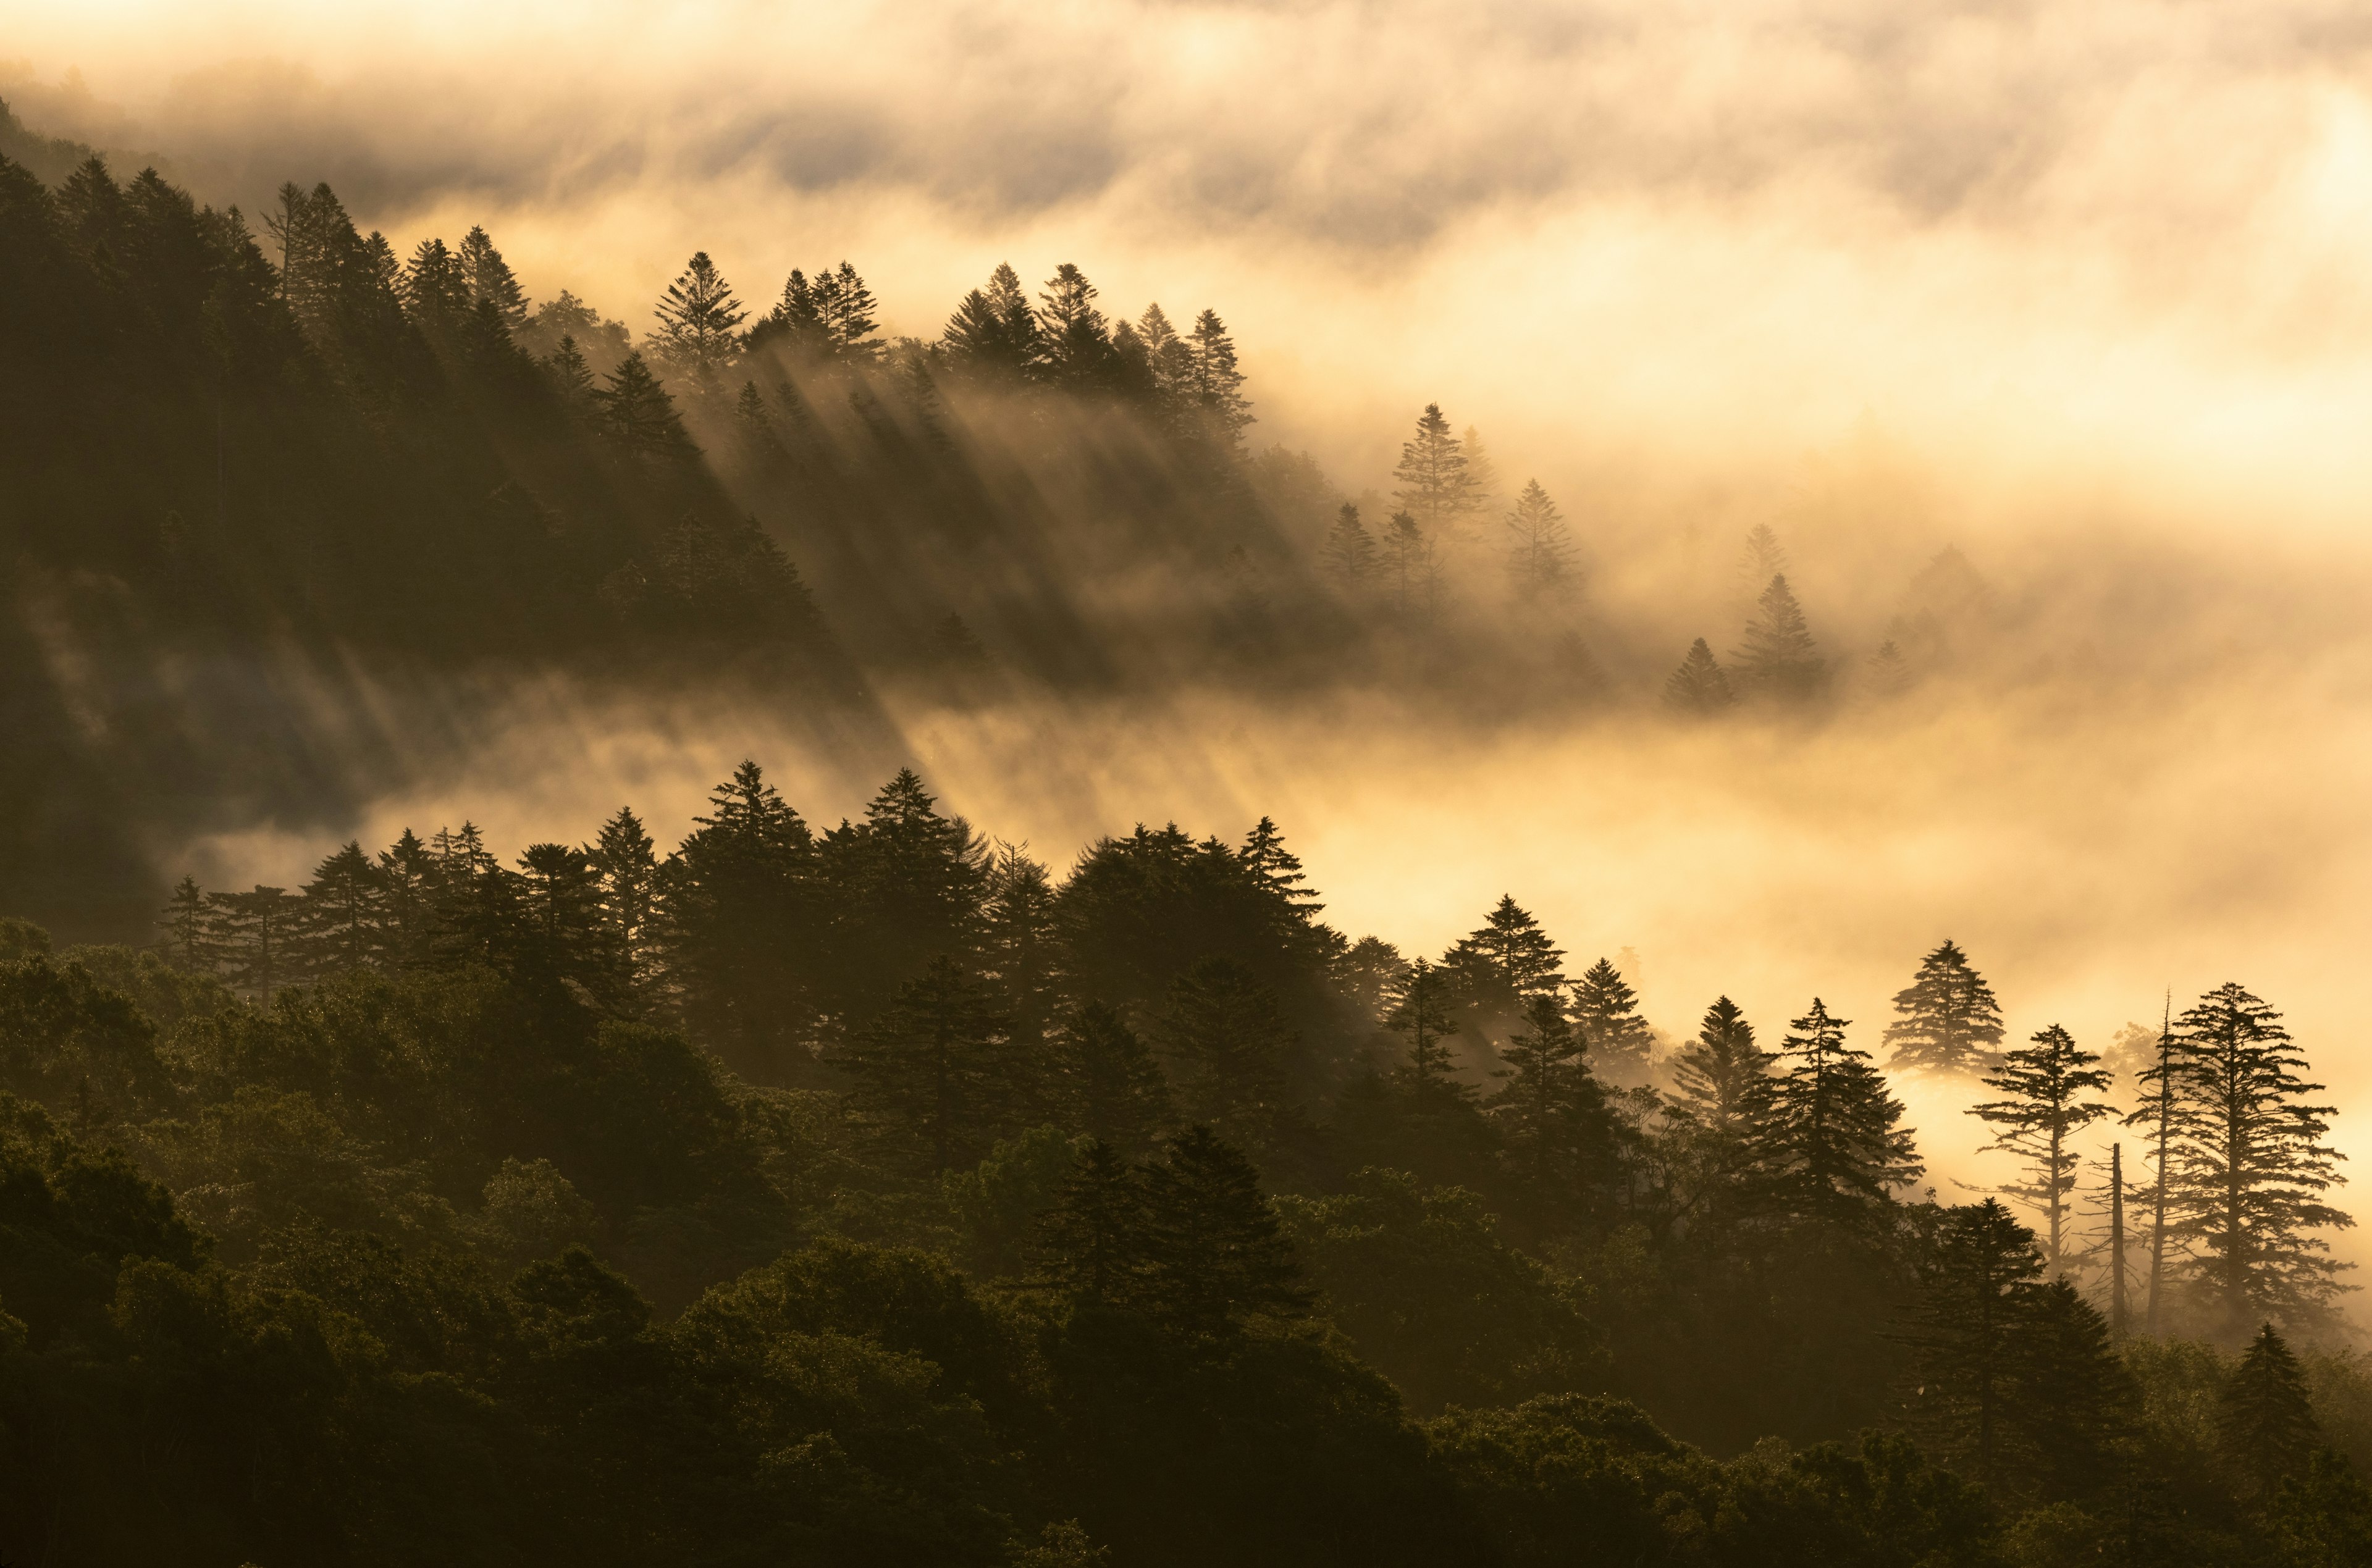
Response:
[[592, 351, 698, 459], [1380, 511, 1443, 624], [1323, 502, 1377, 589], [1392, 404, 1474, 535], [1663, 639, 1734, 715], [1733, 575, 1826, 701], [941, 261, 1042, 377], [1462, 426, 1500, 517], [1386, 958, 1466, 1110], [1737, 524, 1789, 600], [1443, 895, 1568, 1018], [1970, 1024, 2116, 1276], [1570, 958, 1654, 1085], [1185, 309, 1253, 447], [754, 261, 883, 364], [1670, 996, 1772, 1146], [545, 334, 595, 409], [1865, 639, 1912, 699], [649, 250, 747, 384], [1504, 480, 1575, 602], [402, 236, 471, 331], [1882, 939, 2005, 1076], [1037, 263, 1119, 392], [1754, 997, 1922, 1222], [456, 224, 529, 332]]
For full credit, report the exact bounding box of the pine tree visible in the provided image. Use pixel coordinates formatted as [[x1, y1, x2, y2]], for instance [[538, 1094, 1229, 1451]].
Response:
[[1184, 309, 1253, 447], [1670, 996, 1772, 1144], [206, 885, 302, 997], [1866, 640, 1912, 699], [591, 807, 659, 995], [1157, 957, 1292, 1154], [812, 261, 881, 361], [1387, 957, 1467, 1110], [2156, 984, 2352, 1333], [1058, 1002, 1174, 1155], [1882, 939, 2007, 1076], [1732, 574, 1827, 701], [1379, 511, 1442, 624], [1569, 958, 1654, 1085], [1462, 426, 1500, 516], [1489, 991, 1609, 1217], [981, 843, 1059, 1055], [516, 841, 620, 993], [649, 250, 746, 384], [1663, 639, 1735, 715], [2221, 1322, 2319, 1501], [1505, 479, 1575, 601], [2008, 1278, 2132, 1499], [1756, 997, 1923, 1222], [1737, 524, 1788, 602], [1323, 502, 1376, 589], [298, 841, 384, 975], [1905, 1198, 2043, 1490], [158, 875, 209, 970], [545, 335, 595, 408], [455, 225, 529, 331], [667, 761, 820, 1077], [1970, 1025, 2116, 1275], [377, 829, 438, 968], [1036, 1139, 1147, 1307], [592, 351, 698, 460], [842, 955, 1014, 1174], [1036, 263, 1116, 390], [1392, 404, 1472, 534], [1137, 1125, 1310, 1338], [1442, 895, 1568, 1021], [400, 235, 471, 331], [941, 261, 1042, 377]]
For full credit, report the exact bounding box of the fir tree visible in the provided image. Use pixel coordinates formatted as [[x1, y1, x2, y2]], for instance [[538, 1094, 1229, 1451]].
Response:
[[1184, 309, 1253, 447], [667, 761, 820, 1076], [1505, 479, 1575, 601], [1670, 996, 1771, 1144], [377, 829, 438, 968], [1036, 263, 1116, 390], [1392, 403, 1472, 534], [941, 261, 1041, 376], [2008, 1278, 2132, 1499], [1663, 639, 1735, 715], [2221, 1322, 2318, 1501], [298, 841, 384, 975], [1733, 574, 1827, 701], [1756, 997, 1923, 1222], [1323, 502, 1376, 589], [1569, 958, 1654, 1085], [455, 225, 528, 331], [649, 250, 746, 384], [812, 261, 881, 361], [1379, 510, 1442, 624], [1462, 425, 1500, 516], [206, 885, 301, 997], [1970, 1025, 2116, 1275], [591, 807, 659, 995], [981, 843, 1059, 1054], [1442, 895, 1568, 1020], [1037, 1139, 1146, 1307], [842, 955, 1014, 1174], [545, 334, 595, 408], [1904, 1198, 2043, 1490], [1158, 957, 1292, 1154], [1737, 523, 1789, 602], [159, 874, 209, 970], [1866, 640, 1912, 699], [1058, 1001, 1174, 1155], [592, 351, 697, 460], [1137, 1125, 1311, 1338], [1387, 957, 1467, 1111], [1882, 939, 2006, 1076], [2156, 984, 2352, 1333], [1489, 991, 1609, 1217], [400, 235, 471, 330]]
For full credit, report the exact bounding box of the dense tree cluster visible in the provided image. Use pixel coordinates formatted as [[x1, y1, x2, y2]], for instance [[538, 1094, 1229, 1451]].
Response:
[[0, 761, 2362, 1564]]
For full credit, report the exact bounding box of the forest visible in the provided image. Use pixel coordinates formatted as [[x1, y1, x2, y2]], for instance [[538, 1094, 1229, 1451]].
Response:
[[6, 109, 2370, 1568], [2, 758, 2367, 1566]]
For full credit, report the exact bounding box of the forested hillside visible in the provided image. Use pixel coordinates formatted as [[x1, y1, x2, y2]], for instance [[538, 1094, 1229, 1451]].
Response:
[[2, 760, 2366, 1566]]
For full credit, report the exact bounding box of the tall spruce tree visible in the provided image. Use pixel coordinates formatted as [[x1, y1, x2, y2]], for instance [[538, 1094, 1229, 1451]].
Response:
[[1137, 1125, 1310, 1338], [665, 761, 819, 1078], [1732, 574, 1826, 702], [591, 807, 659, 996], [649, 250, 746, 384], [1755, 997, 1923, 1222], [1670, 996, 1771, 1144], [1036, 263, 1116, 391], [1156, 957, 1292, 1155], [298, 842, 384, 975], [1488, 991, 1609, 1221], [2221, 1322, 2319, 1501], [1392, 403, 1473, 535], [1505, 479, 1575, 601], [2155, 984, 2351, 1333], [1569, 958, 1654, 1086], [1323, 503, 1377, 590], [1970, 1025, 2116, 1276], [1387, 957, 1467, 1111], [941, 261, 1042, 376], [1184, 309, 1252, 447], [1882, 939, 2006, 1075], [1442, 895, 1568, 1021], [1057, 1002, 1174, 1155], [841, 955, 1015, 1174], [592, 351, 697, 459], [1663, 639, 1735, 715], [455, 225, 528, 331], [1904, 1198, 2043, 1490]]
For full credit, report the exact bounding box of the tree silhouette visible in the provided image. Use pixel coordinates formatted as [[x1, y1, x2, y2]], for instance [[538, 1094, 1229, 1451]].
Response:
[[1732, 574, 1826, 701], [1663, 639, 1735, 715], [1882, 939, 2006, 1075], [1970, 1024, 2116, 1275]]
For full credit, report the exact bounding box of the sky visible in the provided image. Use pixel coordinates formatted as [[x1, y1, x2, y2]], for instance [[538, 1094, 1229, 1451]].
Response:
[[14, 0, 2372, 1228]]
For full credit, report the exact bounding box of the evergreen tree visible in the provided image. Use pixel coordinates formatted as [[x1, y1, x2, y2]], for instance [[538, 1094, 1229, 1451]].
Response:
[[1970, 1024, 2116, 1275], [545, 334, 595, 408], [1882, 939, 2006, 1076], [665, 761, 820, 1078], [1379, 510, 1442, 624], [298, 841, 384, 975], [455, 225, 529, 331], [1489, 991, 1609, 1219], [377, 829, 438, 968], [2008, 1278, 2132, 1499], [1036, 263, 1116, 390], [400, 235, 471, 330], [2156, 984, 2351, 1333], [1156, 957, 1292, 1154], [1057, 1001, 1174, 1155], [1137, 1125, 1310, 1338], [818, 768, 990, 1017], [1184, 309, 1252, 447], [1037, 1139, 1146, 1307], [1663, 639, 1735, 715], [1866, 640, 1912, 699], [1462, 426, 1500, 516], [649, 250, 746, 384], [1569, 958, 1654, 1085], [1387, 957, 1467, 1110], [1756, 997, 1923, 1222], [841, 955, 1014, 1174], [591, 807, 659, 996], [1323, 502, 1376, 589], [1732, 574, 1826, 702], [1904, 1198, 2043, 1490], [592, 351, 697, 460], [515, 841, 621, 994], [812, 261, 881, 361], [206, 885, 301, 996], [981, 843, 1059, 1055], [940, 261, 1041, 376], [1135, 302, 1193, 410], [2221, 1322, 2319, 1501], [1737, 524, 1788, 602], [1442, 895, 1567, 1022], [158, 874, 209, 970], [1670, 996, 1771, 1144], [1392, 404, 1472, 534], [1505, 480, 1575, 601]]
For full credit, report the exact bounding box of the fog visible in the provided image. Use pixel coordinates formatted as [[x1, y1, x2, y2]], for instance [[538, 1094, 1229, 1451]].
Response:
[[14, 0, 2372, 1251]]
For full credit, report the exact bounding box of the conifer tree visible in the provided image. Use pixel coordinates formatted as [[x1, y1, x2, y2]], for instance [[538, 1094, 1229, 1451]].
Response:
[[516, 841, 620, 992], [941, 261, 1042, 376], [1036, 263, 1116, 390], [206, 885, 301, 997], [1323, 503, 1376, 589], [1379, 511, 1442, 624], [1392, 404, 1472, 534], [592, 351, 697, 460], [2221, 1322, 2319, 1501], [545, 335, 595, 409], [1387, 957, 1467, 1110], [298, 841, 384, 975], [1755, 997, 1923, 1221], [1670, 996, 1772, 1144], [1569, 958, 1654, 1084], [1462, 426, 1500, 516], [1058, 1001, 1174, 1155], [1737, 523, 1789, 601], [842, 955, 1014, 1174], [1157, 957, 1292, 1154], [2155, 984, 2351, 1333], [2008, 1278, 2132, 1498], [1505, 480, 1575, 601], [667, 761, 820, 1076], [1133, 303, 1192, 409], [982, 843, 1059, 1055], [1489, 991, 1609, 1215], [1037, 1139, 1146, 1307], [1137, 1125, 1310, 1338], [455, 225, 529, 331], [812, 261, 881, 361], [377, 829, 438, 968], [1184, 309, 1253, 447], [400, 235, 471, 329], [1663, 639, 1735, 715], [1866, 640, 1912, 699], [1970, 1025, 2116, 1275], [649, 250, 746, 384], [592, 807, 659, 995], [159, 875, 209, 970], [1442, 895, 1567, 1021], [1882, 939, 2007, 1076], [1905, 1198, 2043, 1490], [1732, 574, 1827, 701]]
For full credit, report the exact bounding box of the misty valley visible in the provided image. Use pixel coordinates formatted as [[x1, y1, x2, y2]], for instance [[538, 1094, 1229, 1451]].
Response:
[[5, 97, 2372, 1568]]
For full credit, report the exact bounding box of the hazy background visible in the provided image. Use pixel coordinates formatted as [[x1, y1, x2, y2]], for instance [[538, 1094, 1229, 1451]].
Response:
[[11, 1, 2372, 1222]]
